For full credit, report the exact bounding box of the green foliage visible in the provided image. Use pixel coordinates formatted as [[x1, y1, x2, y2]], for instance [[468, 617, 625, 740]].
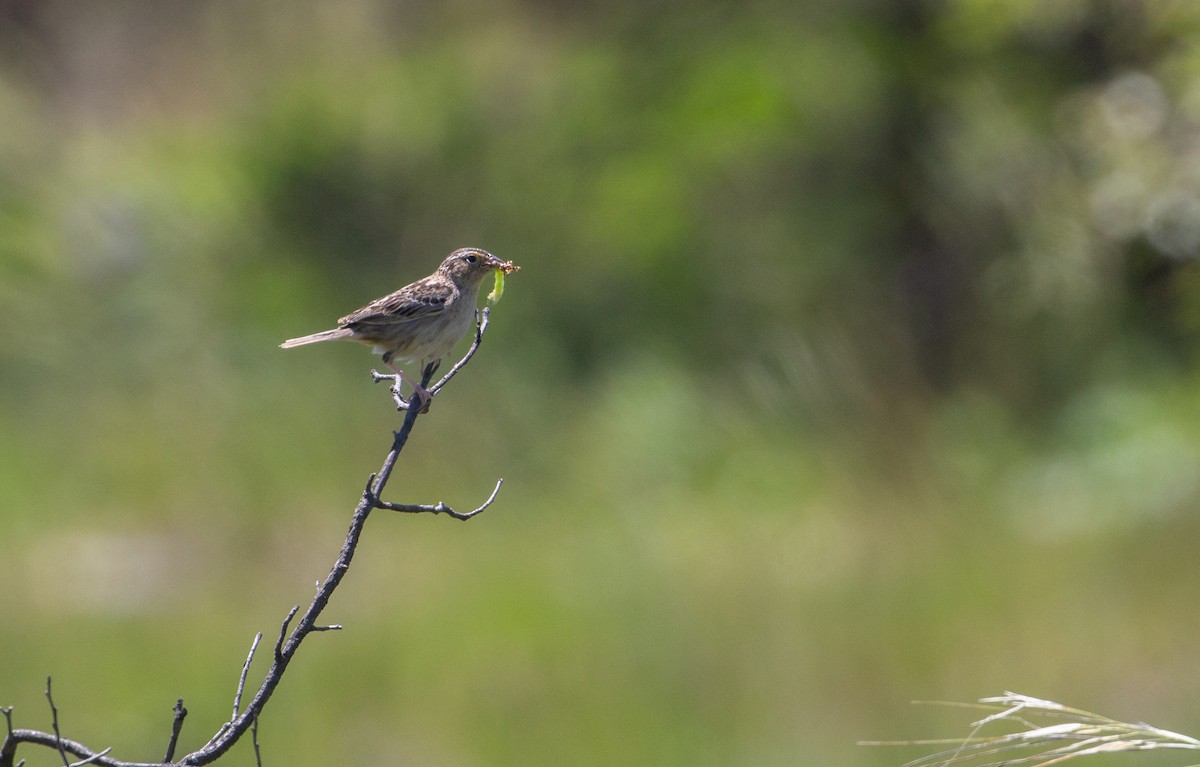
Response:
[[3, 1, 1200, 765]]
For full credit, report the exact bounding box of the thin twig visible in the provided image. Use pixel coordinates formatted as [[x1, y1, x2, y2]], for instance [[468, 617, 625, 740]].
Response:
[[3, 729, 143, 767], [369, 369, 434, 498], [199, 724, 228, 752], [233, 634, 262, 720], [370, 370, 413, 411], [68, 746, 112, 766], [250, 719, 261, 767], [375, 478, 505, 520], [430, 308, 490, 395], [273, 608, 298, 665], [162, 699, 187, 764], [44, 679, 69, 767]]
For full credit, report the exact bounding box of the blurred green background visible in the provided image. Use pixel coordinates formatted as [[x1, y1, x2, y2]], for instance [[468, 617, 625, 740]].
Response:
[[3, 1, 1200, 765]]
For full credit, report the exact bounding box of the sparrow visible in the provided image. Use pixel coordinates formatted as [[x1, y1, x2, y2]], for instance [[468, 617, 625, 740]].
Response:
[[281, 247, 519, 410]]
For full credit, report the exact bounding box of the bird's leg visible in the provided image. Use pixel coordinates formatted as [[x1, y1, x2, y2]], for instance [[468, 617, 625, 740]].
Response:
[[424, 359, 442, 379], [417, 362, 446, 412]]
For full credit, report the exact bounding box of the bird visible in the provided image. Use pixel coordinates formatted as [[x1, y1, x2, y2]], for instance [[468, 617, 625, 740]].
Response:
[[281, 247, 519, 410]]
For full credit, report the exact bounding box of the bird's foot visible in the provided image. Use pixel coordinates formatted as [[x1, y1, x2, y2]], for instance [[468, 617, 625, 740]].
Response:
[[411, 384, 433, 414], [372, 368, 432, 412]]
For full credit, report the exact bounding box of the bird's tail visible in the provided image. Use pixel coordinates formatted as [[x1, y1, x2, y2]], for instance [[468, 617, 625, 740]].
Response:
[[280, 327, 354, 349]]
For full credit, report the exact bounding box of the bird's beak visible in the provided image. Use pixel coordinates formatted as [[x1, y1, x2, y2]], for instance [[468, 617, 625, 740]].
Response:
[[487, 255, 520, 274]]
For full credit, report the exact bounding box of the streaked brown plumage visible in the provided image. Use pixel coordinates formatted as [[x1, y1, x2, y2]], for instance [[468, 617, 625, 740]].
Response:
[[281, 247, 519, 407]]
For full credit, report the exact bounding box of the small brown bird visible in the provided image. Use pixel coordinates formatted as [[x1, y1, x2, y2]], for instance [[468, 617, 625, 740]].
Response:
[[281, 247, 519, 409]]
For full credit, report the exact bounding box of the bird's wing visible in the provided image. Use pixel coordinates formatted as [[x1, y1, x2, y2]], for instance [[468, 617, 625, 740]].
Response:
[[338, 280, 450, 328]]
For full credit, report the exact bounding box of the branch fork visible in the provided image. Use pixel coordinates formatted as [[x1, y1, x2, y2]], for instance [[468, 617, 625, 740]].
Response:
[[371, 478, 504, 520], [371, 308, 492, 411]]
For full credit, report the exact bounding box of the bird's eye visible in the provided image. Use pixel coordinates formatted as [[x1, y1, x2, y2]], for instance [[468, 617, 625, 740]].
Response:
[[464, 254, 478, 264]]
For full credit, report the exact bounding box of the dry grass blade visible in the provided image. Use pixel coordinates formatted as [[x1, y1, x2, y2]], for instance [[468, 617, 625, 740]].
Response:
[[862, 692, 1200, 767]]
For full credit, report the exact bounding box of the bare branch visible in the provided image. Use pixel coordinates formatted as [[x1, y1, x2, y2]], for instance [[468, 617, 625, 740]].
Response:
[[273, 608, 298, 665], [162, 700, 187, 764], [44, 679, 69, 767], [199, 724, 227, 753], [198, 630, 265, 755], [370, 370, 412, 411], [3, 304, 508, 767], [233, 634, 262, 720], [2, 706, 17, 767], [430, 308, 490, 395], [68, 746, 112, 766], [3, 729, 148, 767], [375, 478, 504, 520], [250, 719, 261, 767]]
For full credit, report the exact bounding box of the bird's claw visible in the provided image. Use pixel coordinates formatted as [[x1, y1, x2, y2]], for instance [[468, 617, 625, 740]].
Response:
[[411, 386, 433, 413]]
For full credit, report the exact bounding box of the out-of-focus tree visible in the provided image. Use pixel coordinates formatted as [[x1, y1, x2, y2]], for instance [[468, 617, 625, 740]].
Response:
[[5, 1, 1200, 422]]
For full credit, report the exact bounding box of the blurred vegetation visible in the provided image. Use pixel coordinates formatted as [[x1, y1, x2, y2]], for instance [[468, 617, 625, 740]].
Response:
[[3, 1, 1200, 765]]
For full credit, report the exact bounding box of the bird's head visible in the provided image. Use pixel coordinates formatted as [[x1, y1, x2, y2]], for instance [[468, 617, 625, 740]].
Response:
[[438, 248, 520, 288]]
